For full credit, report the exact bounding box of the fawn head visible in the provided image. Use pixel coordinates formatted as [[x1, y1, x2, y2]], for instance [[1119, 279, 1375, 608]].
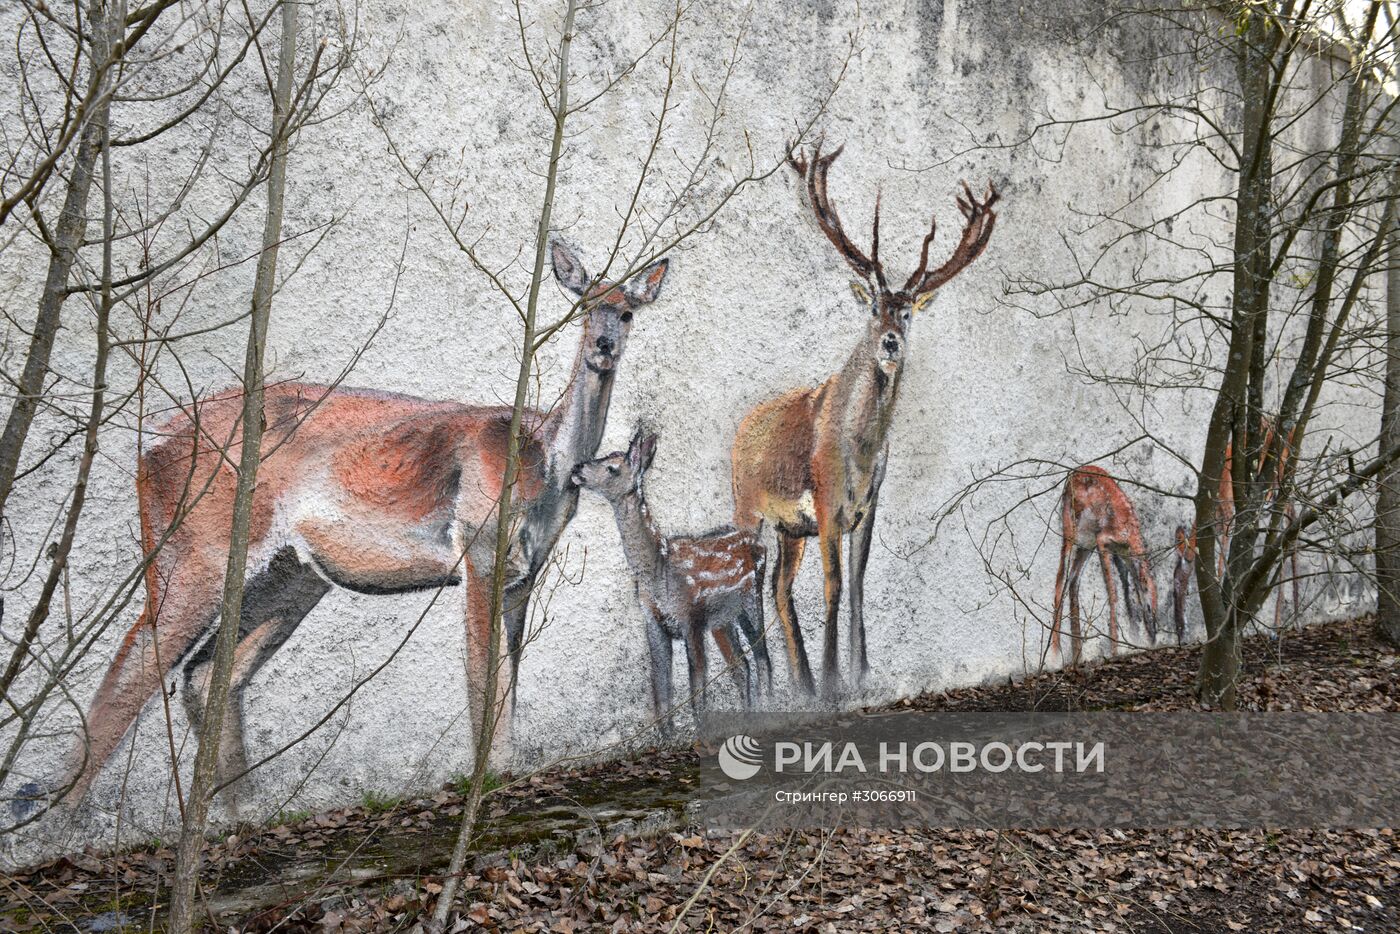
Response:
[[551, 240, 670, 375], [788, 143, 999, 374], [571, 427, 658, 502]]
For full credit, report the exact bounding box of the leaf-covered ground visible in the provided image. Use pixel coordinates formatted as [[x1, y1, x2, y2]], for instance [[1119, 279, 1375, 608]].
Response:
[[3, 616, 1397, 932]]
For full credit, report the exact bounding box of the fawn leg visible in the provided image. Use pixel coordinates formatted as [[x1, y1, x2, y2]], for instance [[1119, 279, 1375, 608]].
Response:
[[645, 614, 674, 735]]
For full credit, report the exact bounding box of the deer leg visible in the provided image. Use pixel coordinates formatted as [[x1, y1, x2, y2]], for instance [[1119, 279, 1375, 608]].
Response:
[[733, 591, 769, 701], [1172, 558, 1191, 645], [1066, 547, 1091, 667], [464, 559, 513, 775], [1099, 545, 1120, 655], [181, 547, 329, 811], [685, 611, 710, 725], [817, 519, 843, 701], [645, 614, 674, 735], [746, 545, 773, 695], [1289, 535, 1301, 631], [502, 573, 535, 696], [1278, 500, 1301, 631], [1139, 555, 1159, 644], [847, 499, 878, 685], [55, 554, 224, 811], [1050, 534, 1075, 659], [1112, 554, 1137, 638], [711, 623, 751, 709], [773, 533, 814, 695]]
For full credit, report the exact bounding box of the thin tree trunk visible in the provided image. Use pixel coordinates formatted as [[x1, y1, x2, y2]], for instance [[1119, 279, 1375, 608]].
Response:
[[166, 3, 297, 929], [0, 70, 119, 721], [429, 3, 579, 928], [1196, 10, 1273, 708], [1378, 227, 1400, 647], [0, 0, 119, 526]]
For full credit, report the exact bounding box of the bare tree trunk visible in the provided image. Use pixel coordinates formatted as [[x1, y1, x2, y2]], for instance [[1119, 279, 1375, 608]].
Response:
[[0, 0, 124, 708], [0, 0, 120, 526], [166, 3, 297, 929], [1379, 227, 1400, 647], [428, 3, 579, 927], [1196, 9, 1273, 709]]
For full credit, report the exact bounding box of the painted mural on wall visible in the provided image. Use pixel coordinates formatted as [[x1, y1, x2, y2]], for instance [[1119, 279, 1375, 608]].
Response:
[[1050, 465, 1158, 666], [16, 242, 671, 818], [573, 429, 771, 730], [731, 144, 1000, 699], [10, 137, 1009, 825], [1163, 416, 1302, 646], [13, 143, 1010, 823]]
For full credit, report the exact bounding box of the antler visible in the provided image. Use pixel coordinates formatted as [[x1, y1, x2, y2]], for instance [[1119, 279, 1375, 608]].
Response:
[[903, 180, 1000, 297], [788, 142, 886, 290]]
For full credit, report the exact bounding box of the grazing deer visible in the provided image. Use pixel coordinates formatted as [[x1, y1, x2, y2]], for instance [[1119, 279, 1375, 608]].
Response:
[[1050, 465, 1159, 665], [1178, 416, 1300, 636], [731, 143, 999, 697], [573, 429, 771, 730], [22, 240, 669, 816]]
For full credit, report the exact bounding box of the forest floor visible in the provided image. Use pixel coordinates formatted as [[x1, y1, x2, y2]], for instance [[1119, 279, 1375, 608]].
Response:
[[2, 616, 1398, 933]]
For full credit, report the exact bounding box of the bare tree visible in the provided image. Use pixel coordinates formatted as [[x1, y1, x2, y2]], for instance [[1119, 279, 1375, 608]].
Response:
[[165, 0, 302, 926], [0, 0, 367, 845], [930, 0, 1399, 707]]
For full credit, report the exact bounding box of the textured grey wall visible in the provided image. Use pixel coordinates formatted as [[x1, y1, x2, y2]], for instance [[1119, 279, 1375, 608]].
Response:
[[1, 0, 1373, 863]]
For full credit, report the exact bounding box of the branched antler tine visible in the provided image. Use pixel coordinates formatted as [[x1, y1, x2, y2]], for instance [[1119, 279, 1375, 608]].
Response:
[[788, 143, 879, 282], [871, 190, 887, 290], [910, 177, 1001, 295], [786, 142, 806, 176], [902, 208, 939, 294]]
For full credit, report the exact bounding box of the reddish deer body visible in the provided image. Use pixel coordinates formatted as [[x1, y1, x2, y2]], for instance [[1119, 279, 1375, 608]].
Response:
[[573, 430, 771, 730], [36, 241, 669, 813], [1050, 465, 1159, 664], [732, 144, 999, 696], [1174, 416, 1299, 637]]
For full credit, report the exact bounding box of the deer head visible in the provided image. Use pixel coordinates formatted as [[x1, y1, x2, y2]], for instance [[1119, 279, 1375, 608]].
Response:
[[788, 143, 999, 374], [551, 240, 669, 375], [570, 427, 658, 502]]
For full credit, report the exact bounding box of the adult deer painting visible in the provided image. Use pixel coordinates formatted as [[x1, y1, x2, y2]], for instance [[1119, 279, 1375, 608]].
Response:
[[22, 240, 669, 815], [731, 143, 1000, 698], [1051, 465, 1158, 665]]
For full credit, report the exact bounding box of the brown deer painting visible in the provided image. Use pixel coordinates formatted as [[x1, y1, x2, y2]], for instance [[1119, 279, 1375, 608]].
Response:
[[572, 429, 771, 731], [18, 240, 669, 817], [1051, 465, 1159, 665], [1172, 415, 1300, 640], [731, 143, 1000, 697]]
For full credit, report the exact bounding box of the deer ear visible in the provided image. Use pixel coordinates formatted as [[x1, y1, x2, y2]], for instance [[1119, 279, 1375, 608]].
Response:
[[638, 432, 659, 472], [625, 258, 669, 306], [550, 239, 590, 296], [849, 279, 873, 309], [626, 426, 646, 468], [911, 290, 937, 315]]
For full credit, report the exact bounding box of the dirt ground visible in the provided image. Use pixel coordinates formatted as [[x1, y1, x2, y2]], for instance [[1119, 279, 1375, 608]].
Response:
[[3, 616, 1397, 932]]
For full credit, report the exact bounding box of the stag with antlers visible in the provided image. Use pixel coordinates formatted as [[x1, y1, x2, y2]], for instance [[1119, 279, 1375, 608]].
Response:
[[1051, 465, 1159, 665], [731, 143, 999, 697]]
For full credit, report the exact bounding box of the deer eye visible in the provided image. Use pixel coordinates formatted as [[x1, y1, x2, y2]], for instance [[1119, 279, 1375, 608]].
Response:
[[607, 465, 619, 475], [620, 311, 633, 323]]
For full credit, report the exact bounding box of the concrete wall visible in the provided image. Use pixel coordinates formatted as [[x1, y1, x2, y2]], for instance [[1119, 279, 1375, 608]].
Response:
[[1, 0, 1374, 862]]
